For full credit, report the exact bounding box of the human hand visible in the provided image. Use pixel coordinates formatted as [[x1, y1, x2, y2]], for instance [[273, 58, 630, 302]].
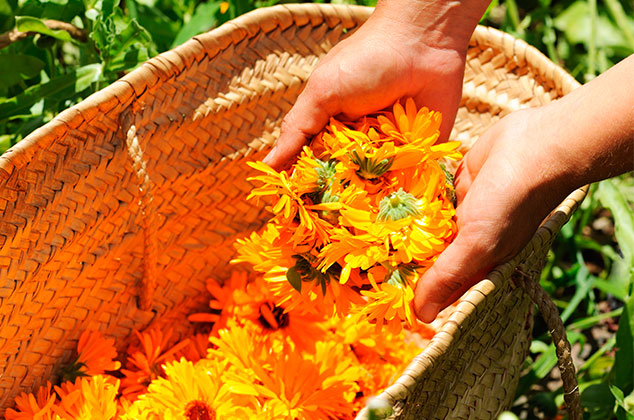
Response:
[[262, 6, 474, 169], [413, 107, 575, 322]]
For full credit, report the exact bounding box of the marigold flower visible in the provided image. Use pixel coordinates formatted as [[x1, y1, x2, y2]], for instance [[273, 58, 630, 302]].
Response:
[[215, 325, 361, 420], [60, 330, 122, 383], [53, 375, 119, 420], [120, 328, 191, 400], [123, 358, 253, 420], [5, 382, 56, 420]]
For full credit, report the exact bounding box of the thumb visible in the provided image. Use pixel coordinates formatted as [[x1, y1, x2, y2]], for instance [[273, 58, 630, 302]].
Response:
[[413, 232, 496, 323], [263, 76, 340, 170]]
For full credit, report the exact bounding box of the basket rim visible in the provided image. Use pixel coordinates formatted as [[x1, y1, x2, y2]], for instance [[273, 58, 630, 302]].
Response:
[[0, 5, 581, 180]]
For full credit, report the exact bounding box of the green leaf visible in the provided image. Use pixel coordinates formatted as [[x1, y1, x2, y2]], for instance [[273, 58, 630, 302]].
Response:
[[612, 384, 626, 405], [0, 135, 13, 154], [0, 54, 45, 90], [559, 254, 595, 323], [595, 278, 629, 301], [99, 0, 115, 19], [611, 295, 634, 398], [286, 266, 301, 293], [15, 15, 73, 42], [554, 1, 631, 50], [108, 47, 149, 73], [597, 178, 634, 289], [171, 1, 221, 48], [582, 383, 615, 415], [0, 64, 101, 121], [0, 0, 14, 32], [604, 0, 634, 50], [17, 0, 84, 22]]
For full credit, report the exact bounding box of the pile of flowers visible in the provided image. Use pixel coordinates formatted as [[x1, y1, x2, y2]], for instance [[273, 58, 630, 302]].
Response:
[[237, 98, 461, 332], [6, 98, 461, 419], [6, 272, 435, 419]]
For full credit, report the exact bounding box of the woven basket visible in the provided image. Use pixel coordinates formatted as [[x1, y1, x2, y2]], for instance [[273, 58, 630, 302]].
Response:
[[0, 4, 587, 417]]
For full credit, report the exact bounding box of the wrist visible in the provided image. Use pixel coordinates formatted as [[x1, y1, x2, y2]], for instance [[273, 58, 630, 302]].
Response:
[[371, 0, 490, 52]]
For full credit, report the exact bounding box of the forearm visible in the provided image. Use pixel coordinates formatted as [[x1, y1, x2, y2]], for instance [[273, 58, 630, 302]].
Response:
[[544, 55, 634, 190], [372, 0, 492, 52]]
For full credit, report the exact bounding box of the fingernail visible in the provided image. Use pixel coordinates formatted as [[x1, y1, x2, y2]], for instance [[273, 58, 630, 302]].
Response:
[[262, 146, 276, 165], [417, 303, 440, 324]]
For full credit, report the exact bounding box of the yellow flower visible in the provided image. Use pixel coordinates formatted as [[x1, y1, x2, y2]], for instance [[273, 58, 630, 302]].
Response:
[[359, 270, 418, 333], [330, 315, 424, 403], [53, 375, 119, 420], [338, 163, 457, 266], [232, 223, 296, 274], [125, 358, 253, 420], [378, 98, 462, 160]]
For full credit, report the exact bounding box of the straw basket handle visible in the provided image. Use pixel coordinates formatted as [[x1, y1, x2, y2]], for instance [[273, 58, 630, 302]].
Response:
[[514, 264, 582, 420]]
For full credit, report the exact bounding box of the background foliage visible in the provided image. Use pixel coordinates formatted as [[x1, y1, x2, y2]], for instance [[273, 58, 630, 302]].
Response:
[[0, 0, 633, 418]]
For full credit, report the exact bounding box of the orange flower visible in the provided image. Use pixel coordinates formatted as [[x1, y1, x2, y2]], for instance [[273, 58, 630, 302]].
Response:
[[247, 159, 335, 247], [120, 328, 191, 400], [188, 271, 249, 334], [216, 325, 361, 420], [330, 315, 424, 403], [5, 382, 56, 420], [60, 330, 121, 383], [230, 275, 330, 352]]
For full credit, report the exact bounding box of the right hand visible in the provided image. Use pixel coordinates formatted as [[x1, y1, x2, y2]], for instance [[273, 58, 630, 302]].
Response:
[[263, 11, 469, 169]]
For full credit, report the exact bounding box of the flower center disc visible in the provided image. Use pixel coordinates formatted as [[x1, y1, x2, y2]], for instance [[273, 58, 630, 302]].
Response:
[[258, 301, 290, 330], [185, 400, 216, 420]]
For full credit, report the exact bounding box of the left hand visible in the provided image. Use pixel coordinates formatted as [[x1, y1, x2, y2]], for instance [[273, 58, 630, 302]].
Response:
[[413, 107, 573, 322]]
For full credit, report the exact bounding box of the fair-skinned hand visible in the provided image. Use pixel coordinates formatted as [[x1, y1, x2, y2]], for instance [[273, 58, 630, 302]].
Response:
[[262, 7, 472, 169], [413, 54, 634, 322], [413, 108, 572, 322]]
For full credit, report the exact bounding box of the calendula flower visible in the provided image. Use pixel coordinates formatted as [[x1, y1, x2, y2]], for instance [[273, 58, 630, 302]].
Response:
[[120, 328, 191, 400], [218, 325, 361, 420], [188, 271, 249, 334], [60, 330, 121, 383], [124, 358, 253, 420], [247, 159, 335, 247], [338, 163, 457, 266], [53, 375, 119, 420], [232, 223, 296, 274], [232, 275, 330, 352], [330, 314, 423, 405], [173, 333, 211, 364], [377, 98, 462, 160], [360, 269, 418, 334], [236, 97, 459, 330], [5, 382, 56, 420]]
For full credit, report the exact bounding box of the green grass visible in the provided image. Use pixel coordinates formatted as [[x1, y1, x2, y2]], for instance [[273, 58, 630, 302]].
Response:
[[1, 0, 633, 418]]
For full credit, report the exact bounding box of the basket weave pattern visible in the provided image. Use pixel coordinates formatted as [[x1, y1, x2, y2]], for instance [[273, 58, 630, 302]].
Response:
[[0, 4, 584, 416]]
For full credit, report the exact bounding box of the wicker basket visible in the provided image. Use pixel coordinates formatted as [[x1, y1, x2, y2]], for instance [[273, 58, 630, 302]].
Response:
[[0, 4, 587, 417]]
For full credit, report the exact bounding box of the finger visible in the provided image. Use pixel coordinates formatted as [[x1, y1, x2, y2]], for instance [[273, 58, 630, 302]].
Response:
[[413, 231, 496, 323], [263, 76, 340, 170]]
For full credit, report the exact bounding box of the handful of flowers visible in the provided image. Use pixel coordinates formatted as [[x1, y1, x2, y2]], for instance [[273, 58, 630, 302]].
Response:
[[235, 98, 462, 332]]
